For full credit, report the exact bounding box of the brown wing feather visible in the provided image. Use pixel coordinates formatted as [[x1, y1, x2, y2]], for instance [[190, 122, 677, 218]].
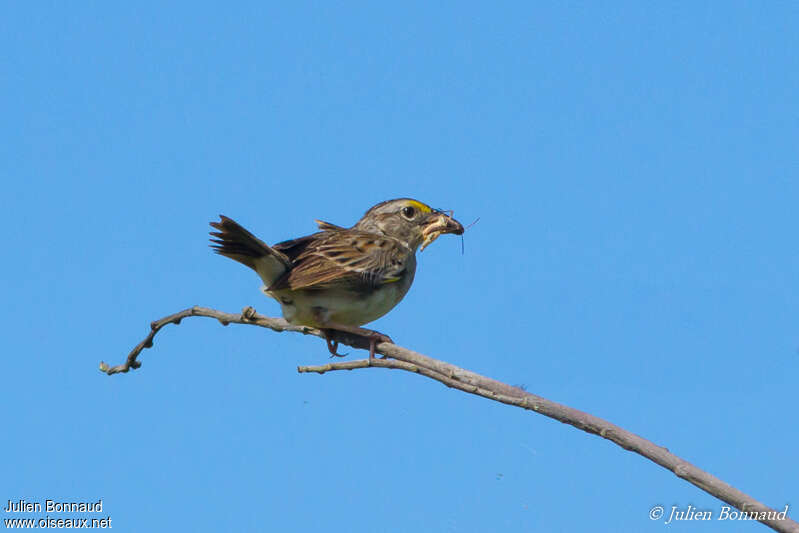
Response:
[[268, 232, 409, 291], [314, 219, 346, 231], [272, 233, 323, 262]]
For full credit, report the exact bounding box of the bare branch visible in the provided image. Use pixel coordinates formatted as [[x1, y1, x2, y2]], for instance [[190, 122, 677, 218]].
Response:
[[104, 306, 797, 533], [100, 306, 316, 375]]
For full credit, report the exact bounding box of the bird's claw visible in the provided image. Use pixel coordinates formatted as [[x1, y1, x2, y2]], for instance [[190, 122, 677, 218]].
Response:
[[322, 328, 391, 359], [366, 332, 393, 359], [325, 337, 347, 357]]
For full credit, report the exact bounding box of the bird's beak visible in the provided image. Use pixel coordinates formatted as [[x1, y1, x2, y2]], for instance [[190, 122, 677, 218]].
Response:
[[420, 211, 464, 251]]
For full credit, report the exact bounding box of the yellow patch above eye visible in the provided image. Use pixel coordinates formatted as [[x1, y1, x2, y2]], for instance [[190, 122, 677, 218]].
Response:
[[406, 200, 432, 214]]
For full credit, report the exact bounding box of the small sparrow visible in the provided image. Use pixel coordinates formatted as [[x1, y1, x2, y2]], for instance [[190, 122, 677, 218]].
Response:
[[210, 198, 464, 358]]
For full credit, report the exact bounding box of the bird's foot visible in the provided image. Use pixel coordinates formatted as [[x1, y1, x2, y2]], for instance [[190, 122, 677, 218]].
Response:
[[323, 331, 348, 358], [364, 330, 393, 359], [321, 325, 393, 359], [341, 328, 392, 359]]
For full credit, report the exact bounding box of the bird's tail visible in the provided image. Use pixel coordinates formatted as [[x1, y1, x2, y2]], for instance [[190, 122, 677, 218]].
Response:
[[209, 215, 291, 287]]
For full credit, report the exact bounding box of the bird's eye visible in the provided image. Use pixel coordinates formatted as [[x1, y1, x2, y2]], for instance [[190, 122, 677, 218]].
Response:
[[401, 206, 416, 219]]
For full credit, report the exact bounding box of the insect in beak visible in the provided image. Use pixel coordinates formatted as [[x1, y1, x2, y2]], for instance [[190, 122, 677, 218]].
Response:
[[420, 210, 464, 251]]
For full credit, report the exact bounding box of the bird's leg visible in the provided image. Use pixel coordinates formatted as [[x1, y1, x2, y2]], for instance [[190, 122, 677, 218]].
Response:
[[323, 330, 347, 358], [363, 330, 393, 359], [322, 323, 393, 359]]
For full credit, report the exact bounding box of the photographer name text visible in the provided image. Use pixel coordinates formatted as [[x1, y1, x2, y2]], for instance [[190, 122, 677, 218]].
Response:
[[5, 499, 103, 513], [649, 504, 790, 524]]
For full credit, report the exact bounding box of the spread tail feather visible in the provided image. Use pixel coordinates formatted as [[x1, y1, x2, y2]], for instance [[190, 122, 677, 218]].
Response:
[[209, 215, 291, 286]]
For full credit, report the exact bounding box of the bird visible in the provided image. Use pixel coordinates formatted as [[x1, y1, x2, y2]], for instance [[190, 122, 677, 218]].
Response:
[[209, 198, 464, 358]]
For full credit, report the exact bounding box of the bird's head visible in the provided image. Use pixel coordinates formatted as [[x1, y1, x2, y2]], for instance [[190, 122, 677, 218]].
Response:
[[353, 198, 464, 251]]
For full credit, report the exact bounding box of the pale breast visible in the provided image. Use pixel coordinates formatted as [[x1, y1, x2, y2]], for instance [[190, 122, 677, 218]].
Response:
[[266, 256, 416, 327]]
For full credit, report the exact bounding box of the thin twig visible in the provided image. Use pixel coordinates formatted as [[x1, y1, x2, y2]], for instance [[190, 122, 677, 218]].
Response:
[[103, 306, 798, 533], [100, 306, 316, 375]]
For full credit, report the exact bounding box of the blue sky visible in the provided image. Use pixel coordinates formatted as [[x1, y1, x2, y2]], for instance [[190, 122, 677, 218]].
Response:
[[2, 2, 797, 532]]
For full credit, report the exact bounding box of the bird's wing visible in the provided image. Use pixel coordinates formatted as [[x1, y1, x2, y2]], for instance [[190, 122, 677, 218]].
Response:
[[268, 232, 410, 291], [271, 220, 345, 260], [272, 232, 324, 262], [314, 219, 346, 231]]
